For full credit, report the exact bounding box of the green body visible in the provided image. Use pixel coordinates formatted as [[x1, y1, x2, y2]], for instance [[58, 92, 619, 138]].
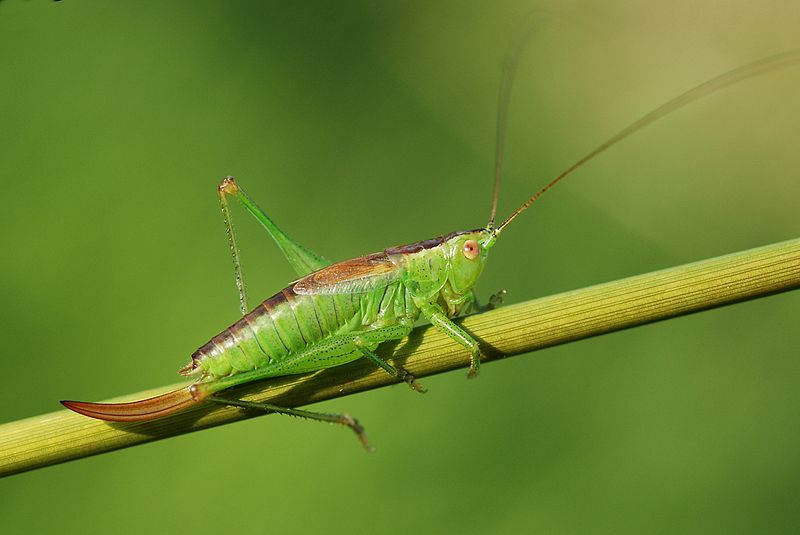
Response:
[[60, 46, 800, 445], [187, 181, 494, 399]]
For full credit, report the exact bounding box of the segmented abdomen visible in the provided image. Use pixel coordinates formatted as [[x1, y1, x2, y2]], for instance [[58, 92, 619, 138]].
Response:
[[182, 284, 400, 380]]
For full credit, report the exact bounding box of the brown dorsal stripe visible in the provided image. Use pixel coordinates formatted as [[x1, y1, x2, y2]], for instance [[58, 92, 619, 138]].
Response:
[[384, 229, 480, 255]]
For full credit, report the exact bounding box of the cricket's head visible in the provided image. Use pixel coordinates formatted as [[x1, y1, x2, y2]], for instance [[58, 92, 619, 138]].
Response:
[[446, 228, 496, 295]]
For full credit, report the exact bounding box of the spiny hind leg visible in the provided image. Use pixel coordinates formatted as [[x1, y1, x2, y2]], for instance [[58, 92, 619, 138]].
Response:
[[206, 396, 373, 451], [217, 176, 332, 315], [353, 319, 427, 393], [217, 177, 250, 315]]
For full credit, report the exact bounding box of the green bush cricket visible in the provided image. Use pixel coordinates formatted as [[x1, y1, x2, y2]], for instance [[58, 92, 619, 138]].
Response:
[[61, 38, 800, 450]]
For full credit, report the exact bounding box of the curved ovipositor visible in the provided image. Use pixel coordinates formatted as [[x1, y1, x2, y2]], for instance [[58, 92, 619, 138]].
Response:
[[61, 386, 200, 422]]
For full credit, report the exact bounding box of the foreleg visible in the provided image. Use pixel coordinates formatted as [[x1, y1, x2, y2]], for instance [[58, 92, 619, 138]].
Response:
[[419, 302, 484, 378]]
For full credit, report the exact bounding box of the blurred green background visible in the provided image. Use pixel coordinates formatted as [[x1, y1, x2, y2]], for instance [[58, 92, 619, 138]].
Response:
[[1, 1, 799, 533]]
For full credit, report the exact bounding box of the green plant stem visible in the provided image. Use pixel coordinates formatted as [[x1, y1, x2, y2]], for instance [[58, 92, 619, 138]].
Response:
[[1, 238, 799, 478]]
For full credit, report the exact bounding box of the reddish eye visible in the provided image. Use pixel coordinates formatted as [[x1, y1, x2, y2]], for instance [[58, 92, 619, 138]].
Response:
[[462, 240, 480, 260]]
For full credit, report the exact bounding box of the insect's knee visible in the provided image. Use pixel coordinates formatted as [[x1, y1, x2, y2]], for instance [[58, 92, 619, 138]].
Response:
[[218, 176, 239, 196], [353, 335, 379, 350]]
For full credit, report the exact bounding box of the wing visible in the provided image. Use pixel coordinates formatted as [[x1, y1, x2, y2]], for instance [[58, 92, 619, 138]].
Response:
[[292, 252, 401, 295]]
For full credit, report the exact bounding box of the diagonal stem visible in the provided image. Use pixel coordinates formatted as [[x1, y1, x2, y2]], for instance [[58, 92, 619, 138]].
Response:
[[1, 237, 799, 478]]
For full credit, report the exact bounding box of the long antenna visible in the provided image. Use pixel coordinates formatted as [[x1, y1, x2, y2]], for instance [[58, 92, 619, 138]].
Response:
[[487, 15, 538, 229], [496, 48, 800, 234]]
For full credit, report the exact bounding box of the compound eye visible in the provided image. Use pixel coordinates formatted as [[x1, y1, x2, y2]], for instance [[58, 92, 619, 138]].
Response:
[[462, 240, 480, 260]]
